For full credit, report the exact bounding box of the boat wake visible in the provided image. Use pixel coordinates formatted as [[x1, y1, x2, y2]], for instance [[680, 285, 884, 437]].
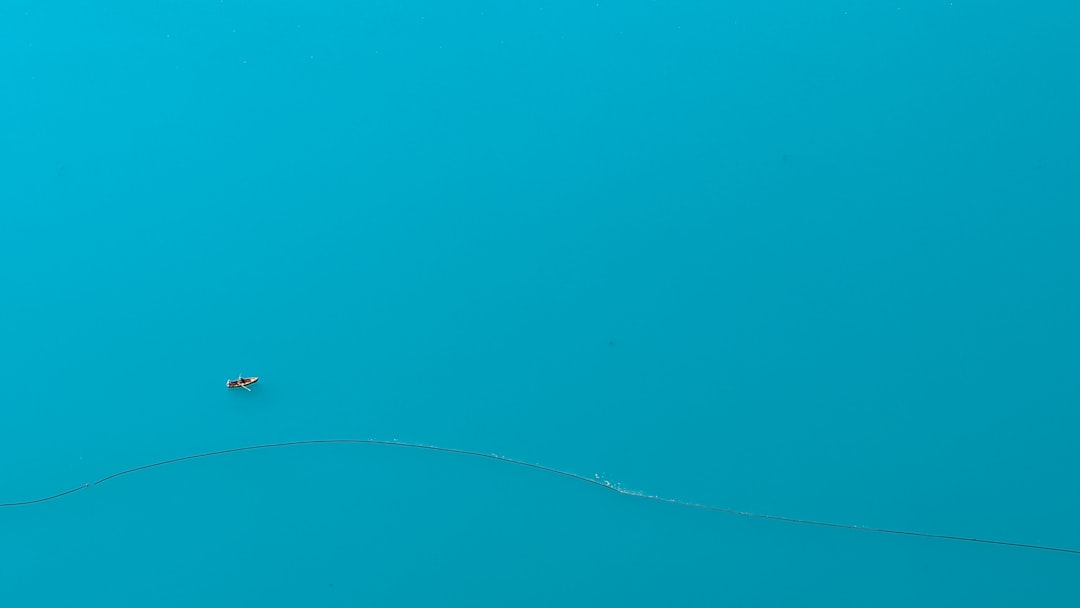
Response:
[[1, 438, 1076, 556]]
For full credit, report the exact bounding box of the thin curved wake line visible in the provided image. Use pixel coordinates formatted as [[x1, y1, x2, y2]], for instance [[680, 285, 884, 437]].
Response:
[[2, 438, 1076, 556]]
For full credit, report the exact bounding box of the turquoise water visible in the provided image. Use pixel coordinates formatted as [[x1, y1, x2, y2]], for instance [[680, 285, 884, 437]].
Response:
[[3, 1, 1078, 604]]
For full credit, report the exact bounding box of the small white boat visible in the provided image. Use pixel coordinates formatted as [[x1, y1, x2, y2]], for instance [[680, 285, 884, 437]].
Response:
[[226, 375, 259, 391]]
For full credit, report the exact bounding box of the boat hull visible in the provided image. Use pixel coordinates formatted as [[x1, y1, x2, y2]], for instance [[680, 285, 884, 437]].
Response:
[[226, 377, 259, 389]]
